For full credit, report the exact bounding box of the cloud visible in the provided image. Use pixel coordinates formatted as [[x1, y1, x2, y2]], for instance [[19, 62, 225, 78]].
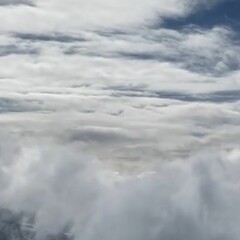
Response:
[[1, 135, 240, 239], [15, 33, 87, 43], [1, 1, 240, 239], [0, 44, 38, 56], [0, 0, 34, 6], [80, 151, 240, 240]]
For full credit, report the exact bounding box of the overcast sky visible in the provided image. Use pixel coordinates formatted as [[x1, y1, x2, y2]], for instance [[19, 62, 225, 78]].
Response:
[[1, 0, 240, 239]]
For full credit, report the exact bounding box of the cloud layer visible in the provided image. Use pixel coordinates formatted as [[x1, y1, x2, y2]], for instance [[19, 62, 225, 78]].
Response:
[[1, 136, 240, 240], [1, 0, 240, 239]]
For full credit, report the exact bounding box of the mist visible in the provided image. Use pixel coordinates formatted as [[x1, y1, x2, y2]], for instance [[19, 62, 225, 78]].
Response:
[[1, 0, 240, 239], [0, 131, 240, 240]]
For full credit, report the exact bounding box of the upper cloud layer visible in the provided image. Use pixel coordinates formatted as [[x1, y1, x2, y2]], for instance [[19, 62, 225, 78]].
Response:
[[0, 0, 230, 32], [0, 0, 34, 6]]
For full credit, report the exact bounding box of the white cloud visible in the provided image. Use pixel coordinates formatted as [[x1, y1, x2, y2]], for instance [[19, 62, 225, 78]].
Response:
[[1, 0, 240, 239], [0, 0, 33, 6], [1, 136, 240, 239], [0, 0, 226, 33]]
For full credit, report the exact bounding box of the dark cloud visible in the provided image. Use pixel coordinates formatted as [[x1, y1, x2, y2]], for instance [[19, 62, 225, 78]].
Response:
[[15, 33, 87, 43], [0, 45, 38, 57], [116, 50, 240, 76], [0, 0, 34, 6], [108, 88, 240, 103], [68, 128, 134, 144], [110, 27, 240, 76], [0, 97, 43, 113]]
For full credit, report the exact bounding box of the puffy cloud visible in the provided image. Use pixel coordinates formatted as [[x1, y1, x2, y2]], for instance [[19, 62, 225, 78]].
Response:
[[1, 135, 240, 239], [1, 0, 240, 239]]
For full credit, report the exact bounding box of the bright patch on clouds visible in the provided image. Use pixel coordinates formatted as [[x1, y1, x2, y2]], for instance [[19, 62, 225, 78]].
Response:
[[0, 0, 240, 239]]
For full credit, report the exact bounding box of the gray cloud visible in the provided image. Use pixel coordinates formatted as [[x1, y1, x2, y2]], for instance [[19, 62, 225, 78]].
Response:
[[69, 127, 135, 144], [15, 33, 87, 43], [109, 88, 240, 103], [0, 0, 34, 6], [0, 97, 45, 113], [0, 45, 38, 56], [46, 27, 240, 76]]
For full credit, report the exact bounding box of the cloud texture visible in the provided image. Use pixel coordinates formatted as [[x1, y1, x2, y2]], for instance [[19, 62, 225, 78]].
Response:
[[1, 136, 240, 240], [1, 0, 240, 239]]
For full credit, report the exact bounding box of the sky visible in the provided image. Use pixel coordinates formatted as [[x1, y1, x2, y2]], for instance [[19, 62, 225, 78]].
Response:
[[0, 0, 240, 239]]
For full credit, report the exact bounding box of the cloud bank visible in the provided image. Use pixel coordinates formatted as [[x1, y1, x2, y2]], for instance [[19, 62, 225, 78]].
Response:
[[1, 0, 240, 239], [1, 136, 240, 240]]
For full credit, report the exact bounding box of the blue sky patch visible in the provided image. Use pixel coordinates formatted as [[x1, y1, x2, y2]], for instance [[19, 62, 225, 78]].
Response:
[[160, 0, 240, 31]]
